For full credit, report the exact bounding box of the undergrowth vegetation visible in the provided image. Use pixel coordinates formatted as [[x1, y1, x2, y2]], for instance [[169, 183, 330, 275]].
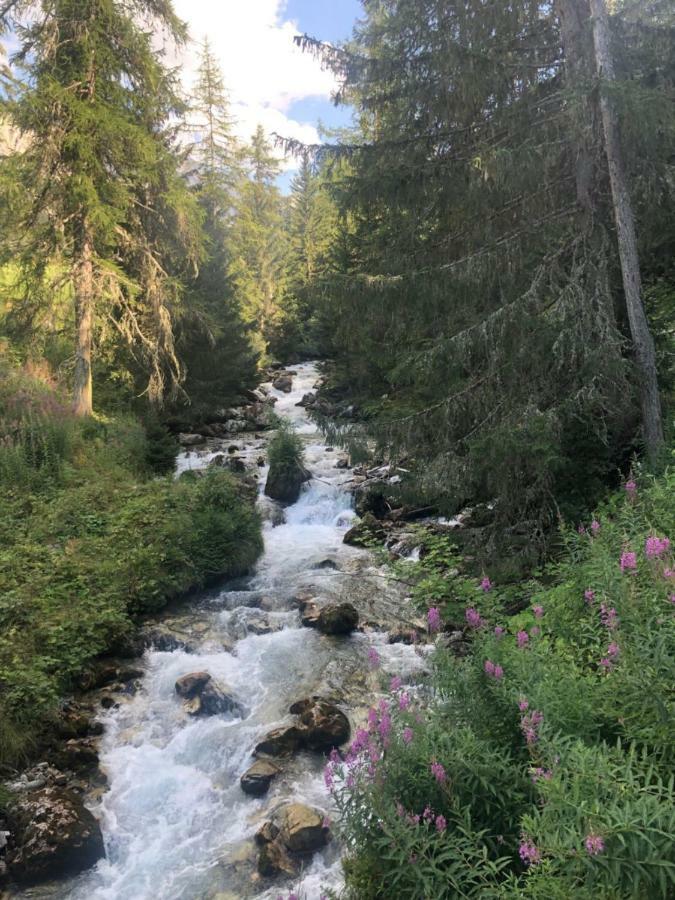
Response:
[[329, 464, 675, 898], [0, 359, 262, 767]]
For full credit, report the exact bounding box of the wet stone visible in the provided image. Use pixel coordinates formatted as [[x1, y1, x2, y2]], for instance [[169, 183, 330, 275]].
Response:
[[254, 725, 305, 758], [240, 760, 280, 797]]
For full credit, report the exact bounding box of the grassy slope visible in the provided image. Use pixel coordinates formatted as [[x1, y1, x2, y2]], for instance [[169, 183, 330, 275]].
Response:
[[0, 359, 263, 766]]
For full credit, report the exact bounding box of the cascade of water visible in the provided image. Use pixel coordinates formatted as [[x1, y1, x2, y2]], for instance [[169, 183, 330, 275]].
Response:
[[44, 362, 427, 900]]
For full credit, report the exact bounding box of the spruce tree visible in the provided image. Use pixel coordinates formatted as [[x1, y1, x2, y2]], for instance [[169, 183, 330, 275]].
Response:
[[229, 125, 287, 360], [1, 0, 198, 414], [292, 0, 673, 547]]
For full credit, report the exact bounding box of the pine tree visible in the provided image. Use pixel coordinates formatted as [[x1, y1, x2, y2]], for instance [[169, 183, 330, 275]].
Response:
[[0, 0, 200, 415], [229, 125, 287, 360]]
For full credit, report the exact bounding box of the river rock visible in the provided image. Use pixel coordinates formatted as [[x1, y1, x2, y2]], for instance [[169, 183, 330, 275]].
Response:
[[289, 698, 350, 751], [388, 626, 422, 645], [254, 821, 279, 847], [240, 760, 280, 797], [254, 725, 305, 757], [257, 837, 297, 877], [5, 786, 104, 884], [343, 513, 386, 548], [316, 602, 359, 636], [272, 374, 293, 393], [178, 433, 205, 447], [278, 803, 328, 854], [264, 460, 311, 504], [175, 672, 243, 718]]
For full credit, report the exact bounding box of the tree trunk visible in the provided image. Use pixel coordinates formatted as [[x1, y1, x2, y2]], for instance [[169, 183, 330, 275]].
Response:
[[555, 0, 595, 224], [589, 0, 664, 460], [73, 224, 94, 417]]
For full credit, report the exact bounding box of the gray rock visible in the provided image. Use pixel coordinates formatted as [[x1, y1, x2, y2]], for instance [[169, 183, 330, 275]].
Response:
[[316, 603, 359, 636], [289, 697, 350, 752]]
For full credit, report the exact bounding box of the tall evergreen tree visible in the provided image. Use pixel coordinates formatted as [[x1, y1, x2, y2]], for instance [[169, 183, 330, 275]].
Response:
[[292, 0, 673, 547], [0, 0, 199, 415], [229, 125, 287, 360], [173, 39, 257, 420]]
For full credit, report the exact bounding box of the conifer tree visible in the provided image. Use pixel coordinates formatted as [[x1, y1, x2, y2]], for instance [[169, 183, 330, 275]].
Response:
[[0, 0, 199, 415], [229, 125, 287, 360], [292, 0, 673, 546]]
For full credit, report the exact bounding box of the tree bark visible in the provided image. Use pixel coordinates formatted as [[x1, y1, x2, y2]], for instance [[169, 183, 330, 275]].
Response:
[[555, 0, 596, 224], [73, 223, 94, 417], [589, 0, 664, 460]]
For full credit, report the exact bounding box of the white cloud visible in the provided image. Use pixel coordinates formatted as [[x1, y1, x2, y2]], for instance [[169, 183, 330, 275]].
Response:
[[171, 0, 338, 168]]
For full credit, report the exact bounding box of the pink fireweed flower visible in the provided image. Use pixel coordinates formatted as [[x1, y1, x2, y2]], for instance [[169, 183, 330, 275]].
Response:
[[367, 647, 381, 669], [494, 625, 505, 638], [465, 607, 483, 629], [664, 568, 674, 579], [390, 675, 402, 692], [435, 814, 447, 833], [481, 576, 493, 592], [620, 551, 637, 573], [584, 589, 595, 604], [578, 524, 586, 535], [367, 707, 378, 730], [402, 727, 414, 744], [530, 626, 540, 638], [607, 642, 620, 658], [591, 520, 601, 535], [521, 709, 544, 745], [484, 659, 496, 676], [378, 713, 392, 742], [599, 657, 613, 670], [645, 536, 671, 559], [399, 692, 411, 711], [423, 805, 434, 823], [625, 480, 637, 495], [670, 594, 675, 605], [519, 838, 541, 866], [600, 604, 618, 630], [531, 767, 553, 783], [322, 816, 331, 829], [323, 766, 334, 790], [585, 833, 605, 856], [430, 762, 447, 784], [427, 607, 442, 632], [517, 630, 529, 648], [519, 698, 529, 712], [532, 605, 544, 619], [493, 664, 504, 680], [395, 801, 405, 817]]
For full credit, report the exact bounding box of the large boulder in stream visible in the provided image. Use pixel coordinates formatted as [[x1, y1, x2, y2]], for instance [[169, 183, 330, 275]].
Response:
[[240, 760, 280, 797], [278, 803, 328, 853], [272, 374, 293, 393], [174, 672, 243, 718], [289, 697, 350, 751], [343, 513, 387, 548], [5, 786, 104, 884], [264, 460, 311, 505], [254, 725, 306, 758], [316, 602, 359, 636]]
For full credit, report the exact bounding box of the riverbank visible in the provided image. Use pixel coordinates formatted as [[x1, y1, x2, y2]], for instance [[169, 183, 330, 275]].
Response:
[[0, 360, 263, 882]]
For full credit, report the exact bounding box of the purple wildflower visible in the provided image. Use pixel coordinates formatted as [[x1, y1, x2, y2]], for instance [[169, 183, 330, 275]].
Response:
[[494, 625, 505, 639], [607, 642, 620, 658], [367, 646, 381, 669], [521, 709, 544, 745], [390, 675, 402, 692], [625, 479, 637, 495], [431, 762, 447, 784], [493, 664, 504, 680], [600, 604, 618, 630], [578, 524, 586, 535], [435, 814, 447, 833], [519, 698, 529, 712], [481, 577, 493, 593], [532, 605, 544, 619], [378, 713, 392, 742], [591, 520, 601, 535], [599, 657, 613, 670], [517, 630, 529, 648], [620, 551, 637, 573], [399, 692, 411, 711], [423, 805, 434, 823], [519, 838, 542, 866], [585, 833, 605, 856], [427, 607, 442, 632], [531, 767, 553, 783], [584, 589, 595, 604], [465, 607, 483, 629], [402, 727, 414, 744], [645, 536, 671, 559], [484, 659, 496, 676], [530, 626, 540, 637]]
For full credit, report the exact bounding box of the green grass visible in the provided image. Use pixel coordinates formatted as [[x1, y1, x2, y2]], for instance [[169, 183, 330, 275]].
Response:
[[0, 358, 263, 767]]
